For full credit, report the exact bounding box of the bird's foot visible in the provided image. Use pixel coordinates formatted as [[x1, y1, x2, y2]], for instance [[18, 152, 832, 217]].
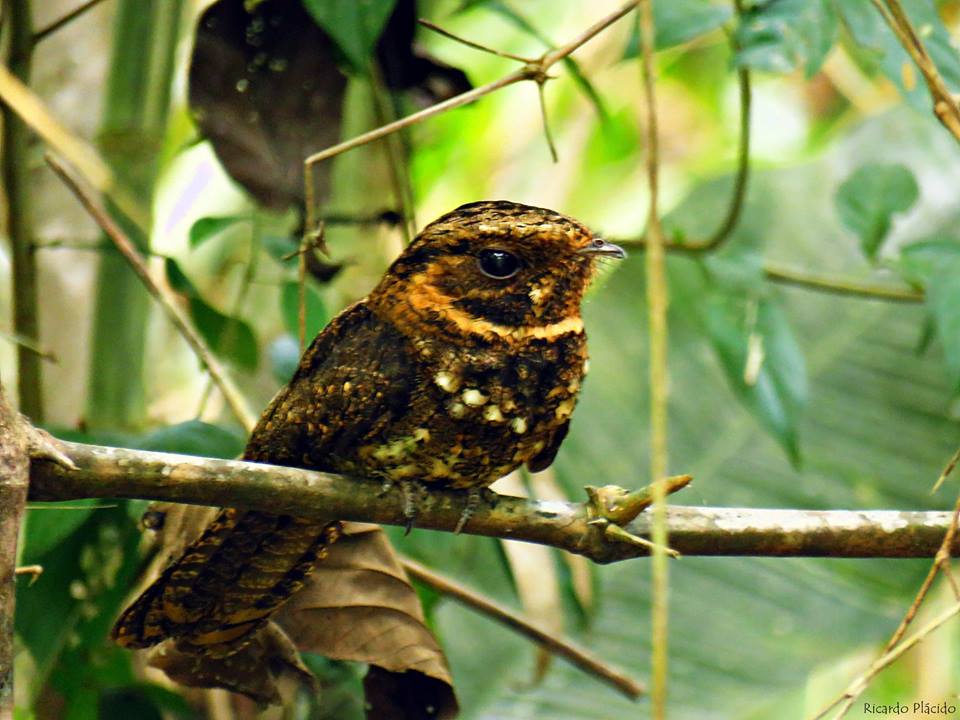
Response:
[[378, 478, 428, 534], [584, 475, 692, 557], [400, 480, 427, 535], [453, 486, 497, 534]]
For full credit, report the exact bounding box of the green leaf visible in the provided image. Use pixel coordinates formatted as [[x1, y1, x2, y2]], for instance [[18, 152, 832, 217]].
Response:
[[835, 163, 919, 259], [735, 0, 837, 77], [836, 0, 960, 109], [164, 258, 259, 370], [897, 237, 960, 286], [925, 258, 960, 389], [22, 500, 100, 560], [703, 292, 808, 463], [281, 281, 330, 342], [189, 297, 259, 371], [188, 215, 246, 249], [301, 0, 398, 72], [163, 257, 197, 295], [623, 0, 732, 54], [137, 420, 246, 459]]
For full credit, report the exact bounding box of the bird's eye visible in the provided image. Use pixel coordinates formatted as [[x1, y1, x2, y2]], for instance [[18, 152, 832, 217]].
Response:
[[477, 249, 521, 279]]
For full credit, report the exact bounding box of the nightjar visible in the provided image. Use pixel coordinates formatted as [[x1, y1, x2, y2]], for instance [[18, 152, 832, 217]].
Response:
[[112, 200, 624, 654]]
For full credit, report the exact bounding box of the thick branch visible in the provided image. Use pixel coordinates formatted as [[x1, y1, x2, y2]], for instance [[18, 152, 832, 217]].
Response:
[[0, 389, 29, 718], [27, 440, 960, 562]]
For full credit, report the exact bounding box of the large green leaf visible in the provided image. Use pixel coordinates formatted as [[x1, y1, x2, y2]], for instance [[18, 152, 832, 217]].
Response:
[[187, 215, 246, 250], [164, 258, 259, 370], [301, 0, 398, 72], [281, 280, 331, 342], [623, 0, 732, 54], [735, 0, 837, 77], [925, 259, 960, 390], [835, 163, 919, 260], [702, 289, 808, 464]]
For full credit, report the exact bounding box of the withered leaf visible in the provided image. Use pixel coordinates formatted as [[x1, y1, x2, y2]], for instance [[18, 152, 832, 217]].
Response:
[[274, 522, 458, 719], [189, 0, 347, 210], [128, 507, 458, 717], [188, 0, 470, 212]]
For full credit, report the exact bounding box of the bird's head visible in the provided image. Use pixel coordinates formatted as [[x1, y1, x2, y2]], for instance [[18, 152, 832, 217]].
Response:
[[370, 201, 624, 344]]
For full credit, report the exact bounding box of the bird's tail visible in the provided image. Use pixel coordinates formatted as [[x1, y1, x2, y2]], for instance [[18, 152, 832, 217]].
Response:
[[111, 508, 341, 655]]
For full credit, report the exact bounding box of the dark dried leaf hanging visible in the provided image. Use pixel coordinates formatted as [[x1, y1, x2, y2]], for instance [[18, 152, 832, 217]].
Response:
[[188, 0, 470, 212]]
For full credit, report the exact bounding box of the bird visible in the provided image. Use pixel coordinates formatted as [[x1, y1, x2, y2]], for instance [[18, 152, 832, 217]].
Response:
[[111, 200, 625, 656]]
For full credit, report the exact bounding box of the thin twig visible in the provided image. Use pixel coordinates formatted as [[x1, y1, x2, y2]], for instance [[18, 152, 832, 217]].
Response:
[[813, 600, 960, 720], [814, 447, 960, 719], [32, 0, 110, 44], [885, 487, 960, 651], [931, 446, 960, 494], [0, 62, 148, 229], [762, 263, 924, 303], [417, 18, 534, 63], [196, 216, 261, 420], [0, 329, 56, 362], [401, 556, 644, 699], [637, 2, 670, 716], [871, 0, 960, 144], [302, 1, 639, 237], [682, 66, 751, 251], [14, 564, 42, 582], [536, 81, 559, 163], [45, 153, 259, 433]]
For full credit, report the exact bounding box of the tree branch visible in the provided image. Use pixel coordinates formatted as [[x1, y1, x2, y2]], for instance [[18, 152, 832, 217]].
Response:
[[25, 440, 960, 562], [0, 389, 29, 718], [0, 385, 74, 717]]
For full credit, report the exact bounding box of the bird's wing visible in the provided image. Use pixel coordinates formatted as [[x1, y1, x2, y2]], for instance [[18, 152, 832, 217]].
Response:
[[525, 419, 570, 473], [112, 301, 414, 651]]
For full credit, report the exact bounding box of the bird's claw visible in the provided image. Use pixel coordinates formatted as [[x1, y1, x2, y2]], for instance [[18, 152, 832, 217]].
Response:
[[454, 486, 493, 534]]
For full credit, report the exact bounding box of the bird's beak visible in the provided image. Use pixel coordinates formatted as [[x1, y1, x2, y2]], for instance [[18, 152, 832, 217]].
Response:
[[578, 237, 627, 259]]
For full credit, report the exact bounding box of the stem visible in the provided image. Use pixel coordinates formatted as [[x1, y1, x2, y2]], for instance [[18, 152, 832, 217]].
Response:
[[3, 0, 42, 421], [85, 0, 184, 430], [682, 61, 751, 251], [402, 557, 644, 699], [32, 0, 109, 44], [638, 1, 670, 715], [369, 64, 415, 243], [27, 441, 960, 561], [762, 263, 923, 303], [47, 154, 259, 432]]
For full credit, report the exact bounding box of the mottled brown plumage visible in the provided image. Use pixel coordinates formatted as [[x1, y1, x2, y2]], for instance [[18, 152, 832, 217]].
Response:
[[112, 200, 623, 655]]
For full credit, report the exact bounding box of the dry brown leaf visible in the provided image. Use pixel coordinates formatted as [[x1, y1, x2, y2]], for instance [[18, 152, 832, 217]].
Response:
[[188, 0, 470, 212], [129, 507, 458, 717], [275, 522, 458, 719]]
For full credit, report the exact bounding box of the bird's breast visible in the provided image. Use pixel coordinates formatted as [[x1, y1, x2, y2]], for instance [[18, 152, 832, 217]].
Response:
[[354, 329, 588, 488]]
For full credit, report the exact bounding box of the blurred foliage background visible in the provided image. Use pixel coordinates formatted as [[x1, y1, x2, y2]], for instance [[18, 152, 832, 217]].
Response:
[[5, 0, 960, 718]]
